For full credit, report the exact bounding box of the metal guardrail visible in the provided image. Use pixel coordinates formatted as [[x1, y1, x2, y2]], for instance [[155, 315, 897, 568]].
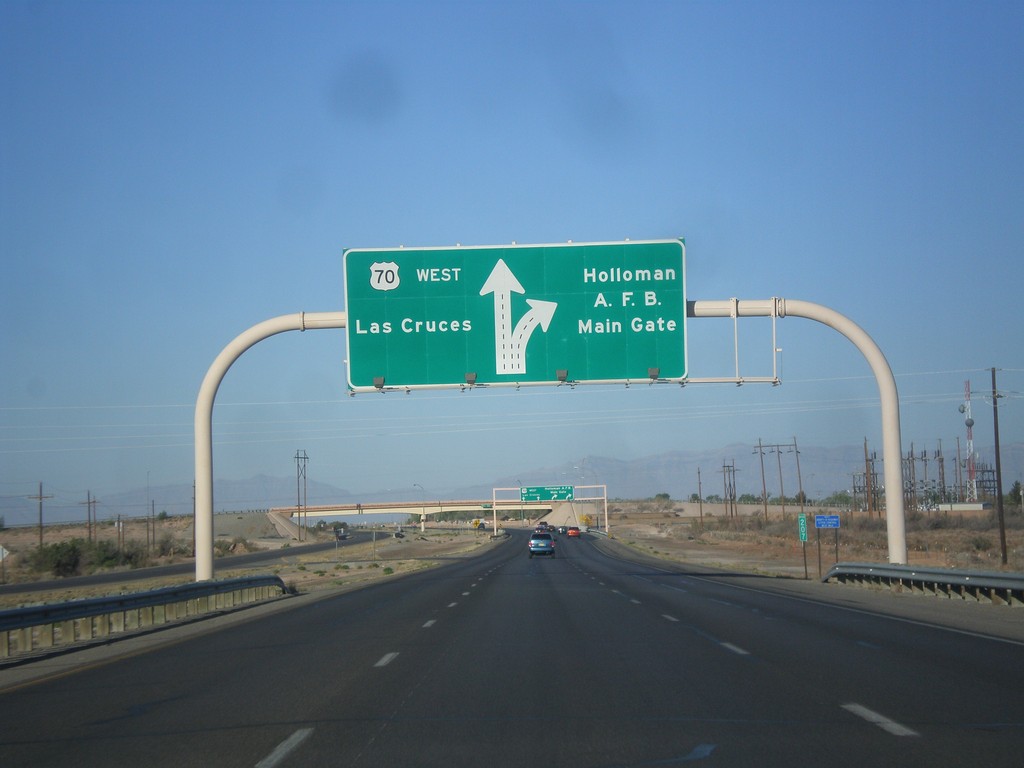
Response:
[[823, 562, 1024, 607], [0, 575, 289, 659]]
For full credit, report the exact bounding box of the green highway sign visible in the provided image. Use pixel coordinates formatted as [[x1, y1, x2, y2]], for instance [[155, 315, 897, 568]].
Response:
[[343, 240, 686, 391], [521, 485, 575, 502], [798, 514, 808, 542]]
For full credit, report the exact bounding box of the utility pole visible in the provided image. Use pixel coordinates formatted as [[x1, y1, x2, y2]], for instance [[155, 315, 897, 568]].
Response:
[[295, 450, 309, 542], [771, 444, 786, 517], [28, 482, 53, 548], [863, 438, 874, 517], [991, 366, 1007, 565], [755, 439, 768, 521], [697, 467, 704, 526], [793, 437, 805, 515], [755, 439, 799, 521], [79, 491, 98, 543], [721, 460, 737, 518]]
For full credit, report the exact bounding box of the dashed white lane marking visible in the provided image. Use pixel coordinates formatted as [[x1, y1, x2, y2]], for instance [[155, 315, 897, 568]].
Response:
[[660, 583, 689, 594], [422, 620, 437, 628], [662, 614, 679, 622], [842, 703, 919, 736], [447, 602, 458, 608], [462, 591, 471, 596], [374, 652, 399, 668], [720, 643, 750, 656], [631, 599, 642, 604], [255, 728, 314, 768]]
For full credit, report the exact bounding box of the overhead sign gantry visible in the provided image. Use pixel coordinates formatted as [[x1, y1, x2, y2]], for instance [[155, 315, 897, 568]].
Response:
[[195, 241, 909, 582]]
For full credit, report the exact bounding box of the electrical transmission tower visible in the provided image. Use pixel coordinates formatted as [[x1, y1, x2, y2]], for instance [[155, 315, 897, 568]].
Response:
[[960, 381, 978, 502]]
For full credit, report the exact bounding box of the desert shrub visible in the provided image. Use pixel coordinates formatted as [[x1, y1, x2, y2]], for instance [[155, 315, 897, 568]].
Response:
[[27, 538, 150, 577], [155, 533, 191, 557], [29, 540, 83, 577], [83, 540, 148, 570]]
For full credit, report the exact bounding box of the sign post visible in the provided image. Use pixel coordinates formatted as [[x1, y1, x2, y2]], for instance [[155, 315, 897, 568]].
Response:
[[814, 514, 841, 577], [344, 240, 686, 391]]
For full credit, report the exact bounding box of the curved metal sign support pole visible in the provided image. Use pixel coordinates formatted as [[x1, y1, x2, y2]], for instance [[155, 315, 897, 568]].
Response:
[[194, 299, 907, 581], [691, 299, 907, 564], [194, 312, 347, 581]]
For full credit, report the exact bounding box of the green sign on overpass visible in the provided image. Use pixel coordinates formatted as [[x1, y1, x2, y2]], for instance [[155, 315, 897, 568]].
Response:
[[520, 485, 575, 502], [343, 240, 687, 391]]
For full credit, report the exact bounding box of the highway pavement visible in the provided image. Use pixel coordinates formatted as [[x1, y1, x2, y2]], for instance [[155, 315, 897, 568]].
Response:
[[1, 529, 1021, 766]]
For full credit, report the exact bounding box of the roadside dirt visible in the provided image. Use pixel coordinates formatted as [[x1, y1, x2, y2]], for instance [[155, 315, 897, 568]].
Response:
[[0, 515, 499, 608]]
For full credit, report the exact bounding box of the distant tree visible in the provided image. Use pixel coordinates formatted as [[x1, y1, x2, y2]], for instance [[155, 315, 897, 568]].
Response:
[[689, 493, 701, 503], [1009, 480, 1023, 511], [653, 492, 672, 509], [738, 493, 759, 504], [822, 490, 853, 508]]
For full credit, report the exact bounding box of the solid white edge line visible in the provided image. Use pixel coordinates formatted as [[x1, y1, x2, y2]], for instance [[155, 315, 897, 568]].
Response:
[[255, 727, 314, 768], [374, 652, 399, 668], [842, 703, 919, 736]]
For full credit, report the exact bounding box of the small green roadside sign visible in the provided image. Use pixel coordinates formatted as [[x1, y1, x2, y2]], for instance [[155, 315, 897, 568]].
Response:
[[343, 240, 686, 391], [798, 514, 808, 542]]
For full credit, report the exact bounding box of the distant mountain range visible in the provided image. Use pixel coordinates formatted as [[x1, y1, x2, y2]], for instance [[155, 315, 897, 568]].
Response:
[[3, 443, 1020, 527]]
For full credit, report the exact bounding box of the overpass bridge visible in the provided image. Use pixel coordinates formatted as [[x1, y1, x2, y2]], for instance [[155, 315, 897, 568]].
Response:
[[268, 499, 560, 535]]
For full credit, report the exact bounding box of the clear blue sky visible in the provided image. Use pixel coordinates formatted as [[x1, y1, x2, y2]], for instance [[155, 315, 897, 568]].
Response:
[[2, 1, 1022, 520]]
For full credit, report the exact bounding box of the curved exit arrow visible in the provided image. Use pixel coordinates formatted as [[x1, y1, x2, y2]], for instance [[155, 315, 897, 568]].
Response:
[[480, 260, 557, 375], [506, 299, 558, 373]]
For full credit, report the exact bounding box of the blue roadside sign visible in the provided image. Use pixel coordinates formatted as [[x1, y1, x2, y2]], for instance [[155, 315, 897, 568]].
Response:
[[815, 514, 841, 529]]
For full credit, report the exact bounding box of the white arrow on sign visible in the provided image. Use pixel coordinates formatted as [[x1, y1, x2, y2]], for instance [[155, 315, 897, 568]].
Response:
[[480, 260, 557, 375], [507, 299, 557, 374]]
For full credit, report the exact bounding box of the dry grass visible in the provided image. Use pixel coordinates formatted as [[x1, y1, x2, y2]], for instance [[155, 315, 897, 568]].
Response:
[[606, 501, 1024, 577]]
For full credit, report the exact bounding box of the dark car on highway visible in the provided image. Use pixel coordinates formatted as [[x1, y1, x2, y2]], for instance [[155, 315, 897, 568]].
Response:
[[528, 531, 556, 557]]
